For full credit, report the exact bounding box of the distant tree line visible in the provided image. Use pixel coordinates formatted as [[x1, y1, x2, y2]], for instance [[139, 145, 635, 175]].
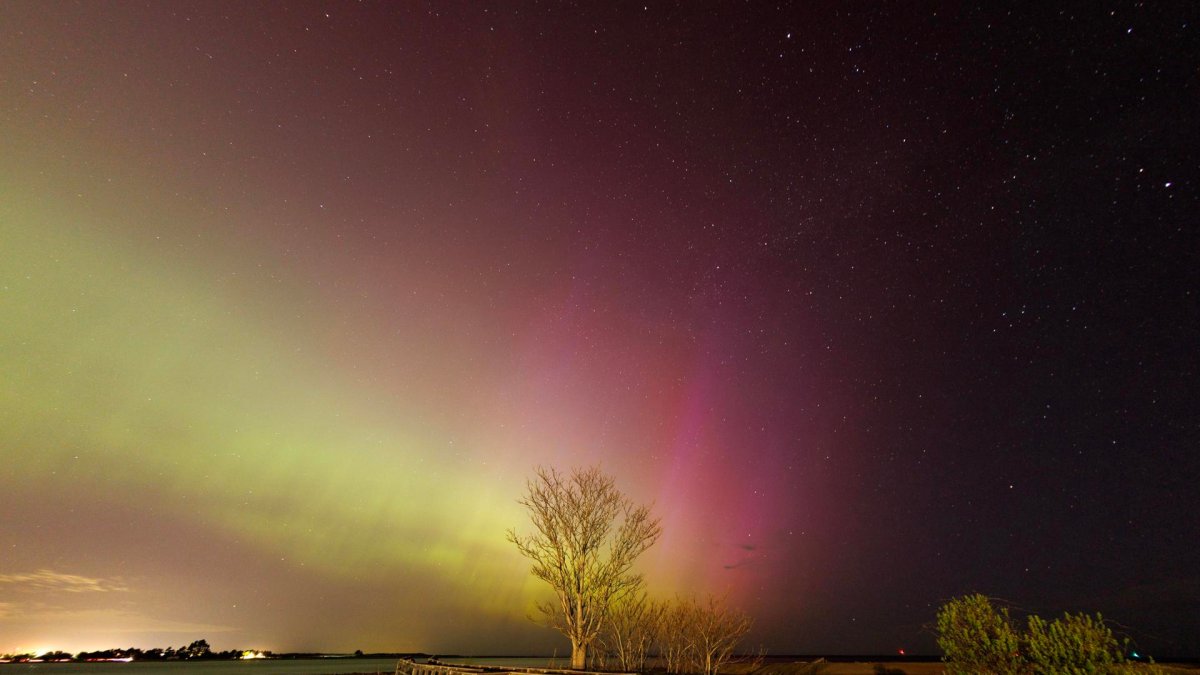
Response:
[[1, 639, 272, 663]]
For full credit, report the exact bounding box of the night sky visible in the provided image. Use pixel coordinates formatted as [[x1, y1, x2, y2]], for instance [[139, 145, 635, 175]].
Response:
[[2, 0, 1197, 659]]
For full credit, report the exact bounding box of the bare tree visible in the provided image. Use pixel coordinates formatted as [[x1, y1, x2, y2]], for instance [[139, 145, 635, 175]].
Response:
[[658, 596, 753, 675], [659, 599, 696, 675], [604, 592, 663, 672], [690, 596, 752, 675], [507, 466, 662, 670]]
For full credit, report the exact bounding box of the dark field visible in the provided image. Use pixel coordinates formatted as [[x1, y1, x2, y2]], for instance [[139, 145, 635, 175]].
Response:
[[724, 660, 1200, 675]]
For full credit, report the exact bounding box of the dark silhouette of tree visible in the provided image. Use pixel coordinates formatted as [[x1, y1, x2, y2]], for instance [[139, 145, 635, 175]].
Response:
[[183, 640, 212, 659]]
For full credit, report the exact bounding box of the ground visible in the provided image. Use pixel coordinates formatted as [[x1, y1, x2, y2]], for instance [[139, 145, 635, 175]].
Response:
[[724, 660, 1200, 675]]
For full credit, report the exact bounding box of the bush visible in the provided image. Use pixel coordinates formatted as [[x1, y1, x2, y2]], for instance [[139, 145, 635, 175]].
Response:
[[935, 594, 1025, 675], [937, 596, 1164, 675], [1026, 612, 1127, 674]]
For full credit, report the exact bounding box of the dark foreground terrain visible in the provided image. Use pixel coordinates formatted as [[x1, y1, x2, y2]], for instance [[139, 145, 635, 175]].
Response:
[[724, 660, 1200, 675]]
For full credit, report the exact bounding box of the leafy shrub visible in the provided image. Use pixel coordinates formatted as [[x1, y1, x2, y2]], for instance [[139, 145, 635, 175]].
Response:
[[936, 594, 1025, 675], [1026, 612, 1127, 674], [937, 595, 1165, 675]]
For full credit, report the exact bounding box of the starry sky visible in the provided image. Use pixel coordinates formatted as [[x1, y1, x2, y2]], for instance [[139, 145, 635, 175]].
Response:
[[1, 0, 1197, 659]]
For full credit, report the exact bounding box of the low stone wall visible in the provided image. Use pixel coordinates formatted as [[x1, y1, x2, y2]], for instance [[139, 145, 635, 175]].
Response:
[[394, 657, 634, 675], [394, 661, 484, 675]]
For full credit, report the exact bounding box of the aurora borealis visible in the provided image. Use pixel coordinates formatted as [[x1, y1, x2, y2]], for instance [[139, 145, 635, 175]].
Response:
[[2, 0, 1198, 659]]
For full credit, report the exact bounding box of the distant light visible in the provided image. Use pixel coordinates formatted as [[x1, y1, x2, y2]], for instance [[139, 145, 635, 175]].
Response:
[[1132, 651, 1140, 659], [242, 651, 267, 660], [898, 649, 905, 655]]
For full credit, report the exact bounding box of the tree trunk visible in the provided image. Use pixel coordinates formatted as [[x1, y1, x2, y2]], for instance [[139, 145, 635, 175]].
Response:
[[570, 640, 586, 670]]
